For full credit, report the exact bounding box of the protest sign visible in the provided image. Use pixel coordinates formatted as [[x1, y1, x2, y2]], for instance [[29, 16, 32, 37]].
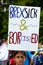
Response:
[[8, 5, 40, 51]]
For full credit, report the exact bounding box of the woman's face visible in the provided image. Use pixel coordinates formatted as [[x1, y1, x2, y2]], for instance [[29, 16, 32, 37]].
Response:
[[14, 52, 25, 65]]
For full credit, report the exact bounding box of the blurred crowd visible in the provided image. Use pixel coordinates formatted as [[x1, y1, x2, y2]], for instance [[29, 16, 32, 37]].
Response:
[[0, 39, 43, 65]]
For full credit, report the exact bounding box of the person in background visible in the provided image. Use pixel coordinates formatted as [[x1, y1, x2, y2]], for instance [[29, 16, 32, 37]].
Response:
[[24, 51, 33, 65], [9, 57, 16, 65], [0, 39, 9, 65], [9, 51, 16, 65], [33, 43, 43, 65]]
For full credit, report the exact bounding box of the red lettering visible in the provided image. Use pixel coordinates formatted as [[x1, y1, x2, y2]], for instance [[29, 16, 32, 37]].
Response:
[[14, 32, 17, 44], [31, 34, 38, 43], [9, 32, 14, 44], [17, 32, 22, 43], [9, 32, 22, 44]]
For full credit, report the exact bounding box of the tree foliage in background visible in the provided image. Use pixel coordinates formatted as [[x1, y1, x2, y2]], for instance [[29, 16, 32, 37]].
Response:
[[0, 0, 43, 43]]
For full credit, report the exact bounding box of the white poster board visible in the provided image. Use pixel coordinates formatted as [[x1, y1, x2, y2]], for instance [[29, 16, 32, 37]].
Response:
[[8, 5, 40, 51]]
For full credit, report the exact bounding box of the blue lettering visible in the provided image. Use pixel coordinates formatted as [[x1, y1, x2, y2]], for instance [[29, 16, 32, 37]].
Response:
[[10, 6, 17, 18], [9, 6, 37, 18], [10, 6, 14, 18], [17, 7, 21, 18]]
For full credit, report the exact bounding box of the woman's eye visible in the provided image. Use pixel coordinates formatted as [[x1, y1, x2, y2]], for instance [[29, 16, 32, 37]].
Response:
[[17, 56, 19, 58], [21, 56, 23, 58], [16, 56, 23, 58]]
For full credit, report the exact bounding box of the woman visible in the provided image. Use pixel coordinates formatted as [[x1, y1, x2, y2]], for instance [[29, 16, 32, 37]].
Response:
[[13, 51, 26, 65]]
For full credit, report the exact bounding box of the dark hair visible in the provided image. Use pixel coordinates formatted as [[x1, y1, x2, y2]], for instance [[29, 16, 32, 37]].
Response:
[[14, 51, 26, 57]]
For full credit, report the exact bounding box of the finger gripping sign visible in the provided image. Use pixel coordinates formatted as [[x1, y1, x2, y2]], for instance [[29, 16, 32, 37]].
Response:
[[8, 5, 40, 51]]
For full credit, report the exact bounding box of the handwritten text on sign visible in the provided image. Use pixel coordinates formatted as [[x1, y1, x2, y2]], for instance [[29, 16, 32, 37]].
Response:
[[9, 32, 38, 44], [8, 5, 40, 51]]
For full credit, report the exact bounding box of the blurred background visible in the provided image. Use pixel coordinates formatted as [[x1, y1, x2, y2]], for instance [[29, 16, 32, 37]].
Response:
[[0, 0, 43, 44]]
